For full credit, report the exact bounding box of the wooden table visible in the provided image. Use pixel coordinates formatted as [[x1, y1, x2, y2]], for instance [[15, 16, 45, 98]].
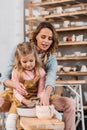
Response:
[[20, 117, 65, 130]]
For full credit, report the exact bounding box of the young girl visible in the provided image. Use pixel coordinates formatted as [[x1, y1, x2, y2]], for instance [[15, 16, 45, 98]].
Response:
[[5, 42, 46, 130]]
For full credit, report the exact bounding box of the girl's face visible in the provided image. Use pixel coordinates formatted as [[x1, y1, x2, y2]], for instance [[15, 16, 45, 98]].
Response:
[[20, 53, 35, 71], [36, 28, 53, 52]]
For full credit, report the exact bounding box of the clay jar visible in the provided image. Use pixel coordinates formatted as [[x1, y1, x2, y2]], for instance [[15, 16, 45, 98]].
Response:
[[80, 65, 87, 72], [36, 105, 54, 119], [63, 20, 70, 27]]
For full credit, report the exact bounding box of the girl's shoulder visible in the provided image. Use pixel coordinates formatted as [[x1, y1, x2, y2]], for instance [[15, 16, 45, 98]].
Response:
[[12, 68, 18, 75]]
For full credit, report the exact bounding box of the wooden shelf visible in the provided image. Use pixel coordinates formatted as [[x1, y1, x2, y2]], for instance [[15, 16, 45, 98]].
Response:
[[26, 26, 87, 36], [26, 10, 87, 21], [57, 71, 87, 76], [28, 0, 78, 7], [83, 106, 87, 110], [56, 25, 87, 32], [45, 10, 87, 18], [59, 41, 87, 46], [57, 56, 87, 60], [56, 79, 87, 85]]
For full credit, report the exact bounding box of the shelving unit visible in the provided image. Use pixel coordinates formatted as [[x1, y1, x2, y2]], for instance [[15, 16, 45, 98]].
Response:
[[25, 1, 87, 129], [25, 0, 87, 77]]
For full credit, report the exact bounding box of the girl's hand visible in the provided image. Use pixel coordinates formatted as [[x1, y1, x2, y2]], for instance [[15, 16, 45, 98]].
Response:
[[22, 99, 36, 108]]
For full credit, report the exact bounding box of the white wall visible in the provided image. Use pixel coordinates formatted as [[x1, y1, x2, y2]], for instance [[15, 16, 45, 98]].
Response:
[[0, 0, 24, 75]]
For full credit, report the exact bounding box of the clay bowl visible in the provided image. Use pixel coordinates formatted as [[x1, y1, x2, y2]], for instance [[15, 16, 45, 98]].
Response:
[[63, 67, 71, 72], [17, 105, 36, 117]]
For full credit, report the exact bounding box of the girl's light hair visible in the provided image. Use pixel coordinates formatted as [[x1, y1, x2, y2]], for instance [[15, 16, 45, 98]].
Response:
[[14, 42, 42, 72]]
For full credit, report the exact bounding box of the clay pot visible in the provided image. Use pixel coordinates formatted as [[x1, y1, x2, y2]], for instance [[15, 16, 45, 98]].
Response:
[[36, 105, 54, 119]]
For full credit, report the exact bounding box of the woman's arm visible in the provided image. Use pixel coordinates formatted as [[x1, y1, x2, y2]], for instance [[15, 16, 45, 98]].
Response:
[[2, 46, 16, 85], [40, 55, 58, 105], [1, 46, 27, 95], [12, 69, 27, 101], [45, 55, 58, 89]]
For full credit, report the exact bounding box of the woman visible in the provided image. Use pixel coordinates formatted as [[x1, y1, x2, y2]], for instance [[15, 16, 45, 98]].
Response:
[[1, 22, 75, 130], [31, 21, 58, 106]]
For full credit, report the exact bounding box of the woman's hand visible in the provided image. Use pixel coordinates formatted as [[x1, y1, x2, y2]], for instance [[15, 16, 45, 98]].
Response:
[[40, 91, 50, 105], [4, 80, 28, 96], [39, 86, 53, 105], [14, 82, 28, 96]]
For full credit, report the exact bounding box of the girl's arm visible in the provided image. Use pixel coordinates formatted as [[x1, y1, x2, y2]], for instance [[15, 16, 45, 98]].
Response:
[[12, 69, 27, 102], [37, 67, 46, 97]]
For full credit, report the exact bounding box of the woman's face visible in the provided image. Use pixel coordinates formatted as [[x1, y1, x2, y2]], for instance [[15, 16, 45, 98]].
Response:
[[36, 28, 53, 52]]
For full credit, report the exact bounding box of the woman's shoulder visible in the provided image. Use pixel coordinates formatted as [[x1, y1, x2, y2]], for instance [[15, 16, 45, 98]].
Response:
[[48, 54, 56, 59], [47, 54, 57, 62], [46, 54, 58, 69], [38, 67, 46, 77]]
